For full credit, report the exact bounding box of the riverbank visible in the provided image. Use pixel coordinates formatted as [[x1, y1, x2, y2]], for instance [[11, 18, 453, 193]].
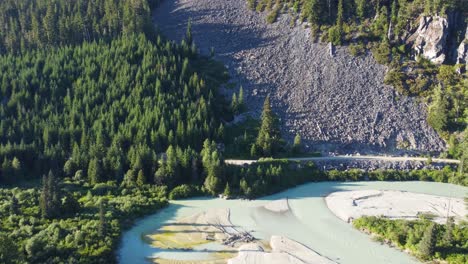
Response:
[[119, 181, 468, 264], [325, 190, 467, 224]]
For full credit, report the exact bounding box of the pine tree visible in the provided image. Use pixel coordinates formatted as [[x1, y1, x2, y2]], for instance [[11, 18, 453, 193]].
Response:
[[11, 157, 23, 179], [88, 158, 102, 184], [443, 216, 454, 246], [336, 0, 344, 30], [427, 85, 448, 133], [223, 182, 231, 198], [418, 223, 436, 259], [98, 199, 107, 237], [202, 140, 223, 195], [255, 95, 281, 156], [231, 93, 238, 113], [136, 169, 146, 186], [459, 127, 468, 175], [39, 175, 49, 218], [186, 19, 193, 46], [39, 171, 60, 219], [293, 133, 302, 154], [303, 0, 322, 25], [238, 86, 244, 109], [10, 195, 19, 215], [356, 0, 366, 20]]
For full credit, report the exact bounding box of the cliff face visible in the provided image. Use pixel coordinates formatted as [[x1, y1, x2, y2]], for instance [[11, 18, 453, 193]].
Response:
[[410, 16, 449, 64], [153, 0, 446, 154], [409, 13, 468, 66]]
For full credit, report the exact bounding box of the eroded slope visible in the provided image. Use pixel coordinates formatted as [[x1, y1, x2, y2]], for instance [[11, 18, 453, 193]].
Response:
[[153, 0, 445, 153]]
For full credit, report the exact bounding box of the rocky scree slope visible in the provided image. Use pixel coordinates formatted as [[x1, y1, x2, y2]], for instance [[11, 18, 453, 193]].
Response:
[[153, 0, 445, 154]]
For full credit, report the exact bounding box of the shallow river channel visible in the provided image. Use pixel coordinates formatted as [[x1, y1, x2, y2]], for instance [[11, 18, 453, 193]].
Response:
[[118, 181, 467, 264]]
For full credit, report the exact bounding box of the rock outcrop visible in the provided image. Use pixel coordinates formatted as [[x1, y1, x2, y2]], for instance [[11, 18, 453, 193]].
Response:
[[411, 16, 449, 64], [456, 26, 468, 72], [153, 0, 446, 154]]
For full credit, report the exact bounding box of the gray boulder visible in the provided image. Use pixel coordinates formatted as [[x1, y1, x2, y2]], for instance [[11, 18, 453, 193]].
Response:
[[411, 16, 449, 64]]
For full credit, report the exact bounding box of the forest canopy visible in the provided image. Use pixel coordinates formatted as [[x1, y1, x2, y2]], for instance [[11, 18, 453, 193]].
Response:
[[0, 33, 229, 185]]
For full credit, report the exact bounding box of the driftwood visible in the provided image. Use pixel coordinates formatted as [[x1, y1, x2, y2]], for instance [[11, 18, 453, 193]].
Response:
[[211, 209, 256, 247]]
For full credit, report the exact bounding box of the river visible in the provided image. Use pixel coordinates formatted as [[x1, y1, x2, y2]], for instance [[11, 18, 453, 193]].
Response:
[[118, 181, 467, 264]]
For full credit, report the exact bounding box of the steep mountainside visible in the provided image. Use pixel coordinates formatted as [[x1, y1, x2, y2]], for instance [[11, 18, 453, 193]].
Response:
[[153, 0, 445, 153]]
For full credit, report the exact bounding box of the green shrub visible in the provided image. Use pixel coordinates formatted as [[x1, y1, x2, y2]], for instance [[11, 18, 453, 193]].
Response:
[[169, 184, 201, 200], [266, 7, 280, 23], [328, 26, 342, 45], [349, 42, 365, 56]]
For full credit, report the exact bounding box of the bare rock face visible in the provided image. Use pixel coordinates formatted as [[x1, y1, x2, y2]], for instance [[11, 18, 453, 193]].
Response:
[[411, 16, 449, 64], [456, 26, 468, 72], [153, 0, 446, 154]]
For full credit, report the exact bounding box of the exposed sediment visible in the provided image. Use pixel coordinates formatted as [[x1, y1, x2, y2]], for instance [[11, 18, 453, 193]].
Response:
[[153, 0, 446, 154], [326, 190, 467, 224]]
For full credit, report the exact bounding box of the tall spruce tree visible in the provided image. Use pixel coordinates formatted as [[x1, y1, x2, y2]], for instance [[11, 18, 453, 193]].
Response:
[[418, 223, 436, 259], [98, 199, 107, 237], [39, 171, 60, 218], [255, 95, 281, 156]]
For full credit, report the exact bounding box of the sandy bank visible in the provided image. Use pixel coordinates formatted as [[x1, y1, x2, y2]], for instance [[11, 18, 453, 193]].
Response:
[[325, 190, 467, 224], [228, 236, 336, 264]]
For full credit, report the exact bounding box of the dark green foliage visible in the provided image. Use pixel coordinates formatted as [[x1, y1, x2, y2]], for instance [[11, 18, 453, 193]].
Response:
[[328, 26, 342, 45], [267, 7, 281, 24], [39, 171, 61, 219], [459, 128, 468, 175], [223, 182, 232, 198], [202, 140, 223, 195], [0, 0, 156, 54], [419, 223, 436, 259], [225, 159, 322, 198], [10, 195, 19, 215], [98, 198, 107, 237], [0, 34, 228, 184], [427, 85, 449, 133], [354, 216, 468, 263], [443, 217, 455, 247], [254, 96, 283, 157], [292, 133, 302, 154], [0, 233, 19, 264], [168, 184, 201, 200], [0, 184, 167, 264]]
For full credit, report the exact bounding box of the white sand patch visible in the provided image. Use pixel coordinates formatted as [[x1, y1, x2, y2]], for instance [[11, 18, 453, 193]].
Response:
[[263, 199, 290, 213], [238, 243, 264, 252], [228, 236, 336, 264], [325, 190, 467, 224]]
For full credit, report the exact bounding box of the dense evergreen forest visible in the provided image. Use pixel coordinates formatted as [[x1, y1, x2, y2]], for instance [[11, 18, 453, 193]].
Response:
[[0, 33, 229, 186], [354, 216, 468, 263], [0, 0, 231, 262], [0, 0, 160, 54], [0, 0, 466, 263]]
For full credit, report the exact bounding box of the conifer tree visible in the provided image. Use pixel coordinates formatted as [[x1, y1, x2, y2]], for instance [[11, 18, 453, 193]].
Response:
[[293, 133, 302, 154], [418, 223, 436, 259], [443, 216, 454, 246], [98, 199, 107, 237], [255, 95, 281, 156], [238, 86, 244, 108], [186, 19, 193, 46], [223, 182, 231, 198], [137, 169, 146, 186], [427, 85, 448, 133], [40, 171, 60, 218], [10, 195, 19, 215], [88, 159, 102, 184], [231, 93, 238, 113]]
